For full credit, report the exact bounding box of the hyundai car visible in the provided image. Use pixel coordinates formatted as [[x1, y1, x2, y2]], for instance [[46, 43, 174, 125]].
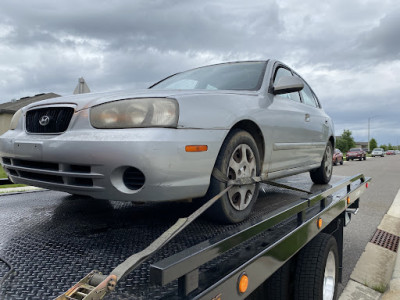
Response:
[[0, 60, 335, 223]]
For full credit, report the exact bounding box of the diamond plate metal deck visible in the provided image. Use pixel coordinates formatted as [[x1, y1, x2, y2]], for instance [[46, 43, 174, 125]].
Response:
[[0, 174, 344, 299]]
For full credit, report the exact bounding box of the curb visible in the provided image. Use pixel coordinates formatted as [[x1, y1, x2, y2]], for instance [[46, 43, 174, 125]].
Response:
[[0, 186, 46, 194], [340, 188, 400, 300]]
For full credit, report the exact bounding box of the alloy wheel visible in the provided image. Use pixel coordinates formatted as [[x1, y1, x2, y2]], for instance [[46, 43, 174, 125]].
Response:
[[226, 144, 257, 211]]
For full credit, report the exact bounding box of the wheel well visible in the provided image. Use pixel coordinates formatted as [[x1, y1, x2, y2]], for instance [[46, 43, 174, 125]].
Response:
[[230, 120, 265, 166], [329, 136, 335, 148]]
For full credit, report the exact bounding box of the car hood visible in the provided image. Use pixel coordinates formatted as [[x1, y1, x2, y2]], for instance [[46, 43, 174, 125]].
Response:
[[22, 89, 261, 129], [25, 89, 257, 111]]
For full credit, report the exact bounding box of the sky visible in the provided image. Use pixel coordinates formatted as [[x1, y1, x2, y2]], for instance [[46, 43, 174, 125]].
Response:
[[0, 0, 399, 146]]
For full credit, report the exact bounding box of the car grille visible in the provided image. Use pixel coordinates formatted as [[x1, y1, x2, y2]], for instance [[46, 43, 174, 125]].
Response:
[[2, 157, 101, 188], [26, 107, 74, 134]]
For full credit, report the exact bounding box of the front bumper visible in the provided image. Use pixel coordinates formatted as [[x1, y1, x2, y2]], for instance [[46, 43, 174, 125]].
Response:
[[347, 153, 362, 158], [0, 127, 227, 202], [371, 152, 383, 156]]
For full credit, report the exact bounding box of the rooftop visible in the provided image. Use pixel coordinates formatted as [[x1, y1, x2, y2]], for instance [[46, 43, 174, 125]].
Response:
[[0, 93, 61, 114]]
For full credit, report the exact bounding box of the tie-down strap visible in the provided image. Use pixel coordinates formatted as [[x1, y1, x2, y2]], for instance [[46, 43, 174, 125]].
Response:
[[212, 168, 312, 194]]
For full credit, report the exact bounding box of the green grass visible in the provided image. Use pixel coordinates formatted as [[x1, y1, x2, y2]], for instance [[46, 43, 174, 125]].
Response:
[[0, 165, 27, 188], [0, 166, 7, 179], [370, 283, 387, 293], [0, 184, 26, 188]]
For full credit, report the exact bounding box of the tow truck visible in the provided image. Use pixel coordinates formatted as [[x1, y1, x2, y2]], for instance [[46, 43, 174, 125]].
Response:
[[0, 173, 370, 300]]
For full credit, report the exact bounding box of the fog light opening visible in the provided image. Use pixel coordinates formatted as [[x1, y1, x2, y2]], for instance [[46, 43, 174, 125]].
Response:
[[123, 167, 145, 191]]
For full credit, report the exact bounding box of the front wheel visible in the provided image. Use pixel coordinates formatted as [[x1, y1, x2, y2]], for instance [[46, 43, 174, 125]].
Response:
[[205, 130, 261, 224], [310, 143, 333, 184], [294, 233, 339, 300]]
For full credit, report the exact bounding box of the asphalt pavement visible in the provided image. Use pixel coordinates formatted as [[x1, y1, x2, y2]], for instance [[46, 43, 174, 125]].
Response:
[[332, 155, 400, 298]]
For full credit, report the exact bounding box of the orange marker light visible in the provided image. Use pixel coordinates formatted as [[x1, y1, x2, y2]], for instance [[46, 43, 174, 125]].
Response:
[[185, 145, 208, 152], [238, 273, 249, 294], [347, 196, 350, 205], [317, 218, 323, 229]]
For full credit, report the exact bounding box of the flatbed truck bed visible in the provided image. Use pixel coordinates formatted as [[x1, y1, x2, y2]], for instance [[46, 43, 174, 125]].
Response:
[[0, 173, 370, 299]]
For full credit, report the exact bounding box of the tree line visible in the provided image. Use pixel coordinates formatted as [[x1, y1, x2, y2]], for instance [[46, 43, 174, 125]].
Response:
[[336, 129, 399, 153]]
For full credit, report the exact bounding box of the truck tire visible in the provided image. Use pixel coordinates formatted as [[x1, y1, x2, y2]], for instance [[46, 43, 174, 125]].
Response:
[[247, 260, 291, 300], [310, 143, 333, 184], [263, 260, 291, 299], [205, 129, 261, 224], [294, 233, 339, 300]]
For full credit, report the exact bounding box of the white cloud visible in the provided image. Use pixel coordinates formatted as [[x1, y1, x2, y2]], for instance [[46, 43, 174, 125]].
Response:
[[0, 0, 399, 144]]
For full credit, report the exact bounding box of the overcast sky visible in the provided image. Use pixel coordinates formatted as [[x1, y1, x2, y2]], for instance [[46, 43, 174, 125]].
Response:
[[1, 0, 399, 146]]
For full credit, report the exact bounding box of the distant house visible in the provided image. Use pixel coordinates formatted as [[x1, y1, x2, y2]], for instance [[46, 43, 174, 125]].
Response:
[[354, 141, 368, 150], [0, 93, 60, 135]]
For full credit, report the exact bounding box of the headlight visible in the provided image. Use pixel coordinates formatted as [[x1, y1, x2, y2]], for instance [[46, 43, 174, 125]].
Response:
[[90, 98, 179, 129], [10, 109, 23, 130]]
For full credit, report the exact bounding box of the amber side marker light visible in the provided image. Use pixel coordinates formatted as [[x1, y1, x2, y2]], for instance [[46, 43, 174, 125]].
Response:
[[347, 196, 351, 205], [317, 218, 323, 229], [238, 273, 249, 294], [185, 145, 208, 152]]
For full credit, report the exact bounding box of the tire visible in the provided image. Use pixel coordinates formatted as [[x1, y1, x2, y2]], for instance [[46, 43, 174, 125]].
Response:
[[205, 129, 261, 224], [263, 261, 291, 299], [333, 158, 337, 166], [294, 233, 339, 300], [339, 158, 343, 165], [310, 142, 333, 184]]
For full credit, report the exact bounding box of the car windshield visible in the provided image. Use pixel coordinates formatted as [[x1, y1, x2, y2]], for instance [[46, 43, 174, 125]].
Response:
[[150, 61, 267, 91], [373, 148, 382, 151], [349, 148, 361, 151]]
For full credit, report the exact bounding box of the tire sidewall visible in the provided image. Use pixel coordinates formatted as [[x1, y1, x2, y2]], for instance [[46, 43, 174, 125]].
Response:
[[310, 142, 333, 184], [209, 130, 261, 224], [319, 237, 339, 300], [295, 234, 339, 300]]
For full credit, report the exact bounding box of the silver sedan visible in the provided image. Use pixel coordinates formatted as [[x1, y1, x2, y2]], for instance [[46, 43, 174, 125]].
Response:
[[0, 60, 334, 223]]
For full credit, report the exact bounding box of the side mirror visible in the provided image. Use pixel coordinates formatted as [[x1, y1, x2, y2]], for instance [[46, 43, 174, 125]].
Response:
[[273, 76, 304, 95]]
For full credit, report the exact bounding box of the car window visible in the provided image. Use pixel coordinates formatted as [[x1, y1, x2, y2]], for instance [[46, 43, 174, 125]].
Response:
[[349, 148, 361, 151], [273, 67, 301, 102], [299, 80, 319, 108], [150, 61, 267, 91], [162, 79, 198, 90]]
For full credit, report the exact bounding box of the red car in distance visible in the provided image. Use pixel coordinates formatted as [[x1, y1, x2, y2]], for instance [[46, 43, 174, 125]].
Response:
[[333, 148, 344, 165], [386, 150, 396, 155], [346, 148, 367, 161]]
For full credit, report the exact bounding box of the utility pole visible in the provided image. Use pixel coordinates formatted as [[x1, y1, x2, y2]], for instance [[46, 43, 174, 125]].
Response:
[[368, 116, 377, 152], [368, 118, 370, 152]]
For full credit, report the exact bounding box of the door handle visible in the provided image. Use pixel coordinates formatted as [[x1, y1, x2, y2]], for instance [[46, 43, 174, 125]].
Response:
[[305, 114, 310, 122]]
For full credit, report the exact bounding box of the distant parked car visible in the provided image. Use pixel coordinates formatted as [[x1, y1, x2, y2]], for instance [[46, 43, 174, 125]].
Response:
[[333, 148, 343, 165], [371, 148, 385, 157], [346, 148, 367, 161], [395, 150, 400, 155], [386, 150, 396, 155]]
